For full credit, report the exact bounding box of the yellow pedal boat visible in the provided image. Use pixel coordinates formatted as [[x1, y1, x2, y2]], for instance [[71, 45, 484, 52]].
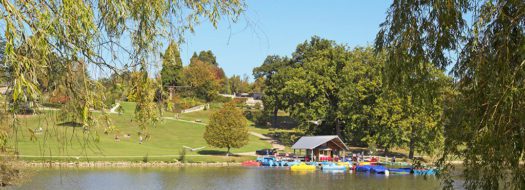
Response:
[[290, 163, 316, 171], [336, 162, 350, 168]]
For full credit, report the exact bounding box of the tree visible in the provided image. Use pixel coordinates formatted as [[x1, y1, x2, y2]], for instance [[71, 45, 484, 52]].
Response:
[[221, 77, 232, 94], [253, 55, 292, 127], [337, 47, 384, 145], [196, 50, 219, 66], [376, 0, 524, 189], [190, 50, 228, 94], [251, 77, 265, 93], [280, 36, 351, 137], [204, 102, 249, 156], [228, 75, 242, 94], [367, 91, 406, 154], [183, 60, 221, 101], [0, 0, 244, 185], [160, 41, 184, 88], [0, 38, 5, 81], [227, 74, 251, 94], [240, 74, 251, 93], [215, 67, 229, 94], [1, 0, 244, 128]]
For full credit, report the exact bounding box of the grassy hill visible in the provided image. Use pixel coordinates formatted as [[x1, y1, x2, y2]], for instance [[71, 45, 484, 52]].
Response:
[[13, 102, 272, 162]]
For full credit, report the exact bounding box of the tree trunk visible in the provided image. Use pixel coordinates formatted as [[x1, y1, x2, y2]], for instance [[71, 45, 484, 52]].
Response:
[[335, 119, 341, 137], [226, 147, 231, 157], [408, 128, 415, 159], [272, 98, 279, 128]]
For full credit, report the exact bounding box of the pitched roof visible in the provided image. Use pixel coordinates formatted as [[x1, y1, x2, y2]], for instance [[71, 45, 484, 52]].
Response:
[[291, 135, 349, 151]]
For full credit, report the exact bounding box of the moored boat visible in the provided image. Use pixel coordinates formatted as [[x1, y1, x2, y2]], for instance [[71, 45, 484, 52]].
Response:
[[413, 168, 436, 175], [321, 163, 347, 171], [241, 160, 261, 167], [388, 168, 412, 174], [356, 165, 388, 174], [370, 165, 387, 174], [355, 165, 372, 172], [359, 162, 371, 166], [260, 157, 278, 166], [290, 163, 316, 171], [336, 161, 351, 168]]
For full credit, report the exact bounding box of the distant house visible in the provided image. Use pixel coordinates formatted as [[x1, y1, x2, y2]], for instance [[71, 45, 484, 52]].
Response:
[[291, 135, 349, 162], [218, 94, 235, 99], [234, 92, 263, 99], [237, 93, 250, 97]]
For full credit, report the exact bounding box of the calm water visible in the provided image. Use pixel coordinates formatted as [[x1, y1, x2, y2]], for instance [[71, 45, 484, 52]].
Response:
[[14, 167, 463, 190]]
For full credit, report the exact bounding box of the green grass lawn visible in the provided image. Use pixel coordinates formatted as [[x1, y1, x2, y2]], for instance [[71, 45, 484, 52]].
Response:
[[14, 103, 271, 162], [176, 109, 215, 123]]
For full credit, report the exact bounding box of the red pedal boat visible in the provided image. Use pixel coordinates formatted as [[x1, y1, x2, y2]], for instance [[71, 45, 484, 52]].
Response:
[[241, 160, 261, 167]]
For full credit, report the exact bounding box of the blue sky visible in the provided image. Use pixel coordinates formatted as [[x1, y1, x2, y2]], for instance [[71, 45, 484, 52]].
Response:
[[179, 0, 391, 80]]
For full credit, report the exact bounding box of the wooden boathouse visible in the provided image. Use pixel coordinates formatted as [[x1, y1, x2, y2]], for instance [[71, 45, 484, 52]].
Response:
[[291, 135, 349, 162]]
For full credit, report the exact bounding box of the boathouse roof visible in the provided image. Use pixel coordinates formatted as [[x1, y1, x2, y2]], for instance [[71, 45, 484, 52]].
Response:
[[291, 135, 349, 151]]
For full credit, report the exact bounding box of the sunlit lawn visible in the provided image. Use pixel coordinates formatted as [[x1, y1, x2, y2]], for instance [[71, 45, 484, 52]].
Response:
[[14, 106, 270, 162]]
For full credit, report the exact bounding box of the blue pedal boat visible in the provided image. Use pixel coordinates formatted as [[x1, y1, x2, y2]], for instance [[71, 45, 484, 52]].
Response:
[[321, 163, 347, 171]]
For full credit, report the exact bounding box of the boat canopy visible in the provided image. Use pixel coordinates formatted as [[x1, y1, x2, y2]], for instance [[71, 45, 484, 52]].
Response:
[[291, 135, 349, 151]]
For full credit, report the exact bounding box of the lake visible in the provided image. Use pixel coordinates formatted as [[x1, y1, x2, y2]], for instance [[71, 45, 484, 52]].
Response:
[[13, 167, 463, 190]]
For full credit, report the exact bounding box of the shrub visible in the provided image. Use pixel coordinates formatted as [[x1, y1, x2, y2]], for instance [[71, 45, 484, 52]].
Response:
[[142, 153, 149, 163], [243, 110, 254, 121], [213, 95, 232, 103], [244, 110, 266, 125], [254, 102, 262, 110], [178, 148, 186, 163], [169, 96, 205, 112], [232, 98, 247, 107]]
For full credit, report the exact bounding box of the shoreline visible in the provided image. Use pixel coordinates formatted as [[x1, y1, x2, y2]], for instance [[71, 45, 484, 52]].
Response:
[[18, 161, 242, 168], [16, 160, 474, 169]]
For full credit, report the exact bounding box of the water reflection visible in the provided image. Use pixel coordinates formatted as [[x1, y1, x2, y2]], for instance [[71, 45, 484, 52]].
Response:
[[14, 167, 456, 190]]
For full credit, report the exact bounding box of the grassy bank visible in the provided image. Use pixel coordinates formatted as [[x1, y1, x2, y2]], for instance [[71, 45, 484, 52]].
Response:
[[13, 102, 270, 163]]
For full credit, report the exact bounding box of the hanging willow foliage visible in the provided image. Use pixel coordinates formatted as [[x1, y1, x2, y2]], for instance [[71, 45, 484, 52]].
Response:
[[0, 0, 244, 185], [376, 0, 524, 189]]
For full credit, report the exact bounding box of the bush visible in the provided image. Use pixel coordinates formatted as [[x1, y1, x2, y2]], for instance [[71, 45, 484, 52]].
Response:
[[168, 96, 205, 112], [178, 148, 186, 163], [254, 102, 262, 110], [142, 153, 149, 163], [243, 110, 253, 120], [244, 110, 266, 125], [232, 98, 247, 107], [213, 95, 232, 103]]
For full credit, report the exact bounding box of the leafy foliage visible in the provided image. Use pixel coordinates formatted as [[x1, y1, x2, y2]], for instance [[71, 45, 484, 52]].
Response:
[[253, 55, 292, 127], [0, 0, 245, 185], [184, 60, 221, 101], [204, 102, 249, 155], [376, 0, 525, 189], [161, 41, 184, 88], [192, 51, 219, 66], [228, 74, 251, 94], [255, 36, 450, 158]]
